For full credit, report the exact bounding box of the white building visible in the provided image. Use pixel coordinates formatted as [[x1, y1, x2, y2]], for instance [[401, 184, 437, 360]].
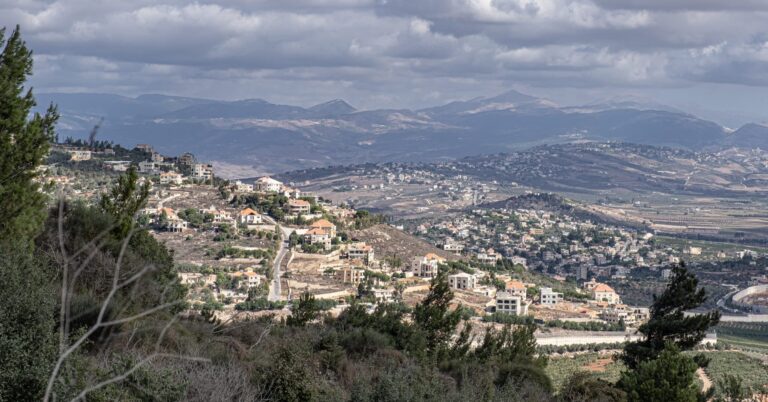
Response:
[[345, 243, 374, 265], [238, 208, 263, 225], [138, 161, 157, 174], [372, 288, 394, 303], [160, 172, 184, 185], [288, 199, 311, 214], [102, 160, 131, 172], [411, 253, 445, 278], [231, 268, 264, 289], [67, 149, 92, 161], [448, 272, 476, 290], [600, 307, 634, 325], [477, 248, 501, 265], [304, 228, 331, 249], [255, 176, 284, 193], [505, 280, 527, 298], [510, 256, 527, 268], [495, 291, 530, 316], [233, 180, 254, 192], [441, 239, 465, 253], [592, 283, 621, 304], [192, 163, 213, 181], [540, 287, 563, 306]]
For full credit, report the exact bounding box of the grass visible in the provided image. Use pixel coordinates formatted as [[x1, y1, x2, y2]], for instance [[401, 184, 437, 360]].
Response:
[[545, 353, 625, 392]]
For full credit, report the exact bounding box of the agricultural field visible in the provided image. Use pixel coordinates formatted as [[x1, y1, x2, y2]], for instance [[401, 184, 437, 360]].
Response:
[[699, 351, 768, 397], [545, 353, 625, 392], [655, 235, 768, 262], [716, 322, 768, 353], [545, 349, 768, 398]]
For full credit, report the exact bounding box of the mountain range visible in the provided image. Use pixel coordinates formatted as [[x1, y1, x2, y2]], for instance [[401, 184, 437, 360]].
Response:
[[35, 90, 768, 177]]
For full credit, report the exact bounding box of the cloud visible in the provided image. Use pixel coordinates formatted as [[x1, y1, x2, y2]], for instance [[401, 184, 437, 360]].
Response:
[[0, 0, 767, 113]]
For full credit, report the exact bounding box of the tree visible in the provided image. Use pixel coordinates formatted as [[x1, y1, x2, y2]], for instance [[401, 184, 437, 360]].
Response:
[[0, 248, 57, 401], [715, 374, 750, 402], [621, 262, 720, 369], [0, 26, 59, 401], [559, 372, 626, 402], [0, 25, 58, 248], [618, 344, 701, 402], [413, 269, 461, 353], [287, 292, 320, 327], [99, 166, 150, 238]]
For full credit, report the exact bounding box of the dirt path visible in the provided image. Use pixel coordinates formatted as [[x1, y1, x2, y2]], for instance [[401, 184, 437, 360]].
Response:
[[696, 368, 713, 393], [582, 358, 613, 372]]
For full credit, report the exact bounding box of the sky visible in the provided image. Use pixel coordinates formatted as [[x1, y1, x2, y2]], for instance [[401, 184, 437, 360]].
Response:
[[2, 0, 768, 126]]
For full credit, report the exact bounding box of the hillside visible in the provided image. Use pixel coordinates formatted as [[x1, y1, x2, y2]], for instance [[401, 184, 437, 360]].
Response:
[[35, 90, 761, 176], [349, 224, 463, 264]]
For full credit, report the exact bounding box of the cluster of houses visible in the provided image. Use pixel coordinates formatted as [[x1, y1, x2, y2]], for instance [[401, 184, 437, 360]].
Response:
[[53, 143, 215, 183], [421, 207, 694, 282], [390, 253, 649, 325]]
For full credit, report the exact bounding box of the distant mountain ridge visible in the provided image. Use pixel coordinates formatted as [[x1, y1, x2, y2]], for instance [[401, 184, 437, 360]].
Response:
[[35, 90, 767, 176]]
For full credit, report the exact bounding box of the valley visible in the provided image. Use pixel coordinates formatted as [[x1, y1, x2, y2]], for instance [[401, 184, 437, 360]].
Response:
[[37, 91, 768, 177]]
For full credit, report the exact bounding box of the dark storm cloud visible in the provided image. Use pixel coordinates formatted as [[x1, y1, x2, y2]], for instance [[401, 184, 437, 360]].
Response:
[[0, 0, 766, 111]]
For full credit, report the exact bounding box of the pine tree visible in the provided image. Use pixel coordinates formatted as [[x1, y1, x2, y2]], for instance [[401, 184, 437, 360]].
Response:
[[413, 268, 462, 353], [99, 165, 150, 238], [0, 25, 58, 401], [618, 343, 701, 402], [287, 292, 320, 327], [0, 25, 58, 247], [621, 262, 720, 368]]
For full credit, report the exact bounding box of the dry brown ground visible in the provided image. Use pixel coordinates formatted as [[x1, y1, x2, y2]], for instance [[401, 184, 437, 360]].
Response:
[[349, 224, 465, 264], [582, 358, 613, 373]]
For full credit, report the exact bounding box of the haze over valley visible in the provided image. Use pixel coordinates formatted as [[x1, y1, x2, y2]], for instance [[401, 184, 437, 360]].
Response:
[[38, 90, 768, 177]]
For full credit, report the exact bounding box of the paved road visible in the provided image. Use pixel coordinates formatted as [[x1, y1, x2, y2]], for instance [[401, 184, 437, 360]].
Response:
[[268, 225, 295, 302]]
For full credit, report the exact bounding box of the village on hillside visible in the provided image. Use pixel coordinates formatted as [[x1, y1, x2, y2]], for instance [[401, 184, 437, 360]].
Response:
[[44, 141, 758, 348]]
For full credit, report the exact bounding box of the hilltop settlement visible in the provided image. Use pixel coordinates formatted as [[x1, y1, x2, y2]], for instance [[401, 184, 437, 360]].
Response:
[[45, 140, 768, 350]]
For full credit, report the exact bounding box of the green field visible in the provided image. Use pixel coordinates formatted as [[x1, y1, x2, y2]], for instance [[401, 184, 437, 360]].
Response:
[[716, 323, 768, 353], [655, 235, 768, 261], [545, 353, 625, 391], [545, 350, 768, 397], [699, 351, 768, 397]]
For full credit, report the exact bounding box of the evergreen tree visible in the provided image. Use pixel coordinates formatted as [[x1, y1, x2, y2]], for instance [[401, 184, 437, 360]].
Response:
[[618, 344, 701, 402], [99, 165, 150, 238], [413, 268, 462, 353], [0, 25, 58, 247], [559, 372, 626, 402], [0, 25, 58, 401], [287, 292, 320, 327], [621, 262, 720, 369]]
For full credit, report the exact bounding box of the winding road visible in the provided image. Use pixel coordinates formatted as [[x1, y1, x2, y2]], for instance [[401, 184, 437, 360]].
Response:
[[268, 222, 295, 302]]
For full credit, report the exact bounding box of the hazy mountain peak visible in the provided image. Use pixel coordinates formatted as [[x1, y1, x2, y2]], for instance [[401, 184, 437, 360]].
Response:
[[308, 99, 357, 116], [484, 89, 540, 104]]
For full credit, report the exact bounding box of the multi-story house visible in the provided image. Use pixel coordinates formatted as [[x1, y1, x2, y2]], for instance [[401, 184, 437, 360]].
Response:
[[495, 291, 530, 316], [255, 176, 284, 193], [412, 253, 445, 278], [448, 272, 476, 290], [238, 208, 263, 225], [288, 199, 310, 215], [539, 287, 563, 305]]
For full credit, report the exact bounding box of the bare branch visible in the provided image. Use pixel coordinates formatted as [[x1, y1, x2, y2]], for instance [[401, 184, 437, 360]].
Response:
[[248, 323, 274, 351], [57, 195, 68, 354]]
